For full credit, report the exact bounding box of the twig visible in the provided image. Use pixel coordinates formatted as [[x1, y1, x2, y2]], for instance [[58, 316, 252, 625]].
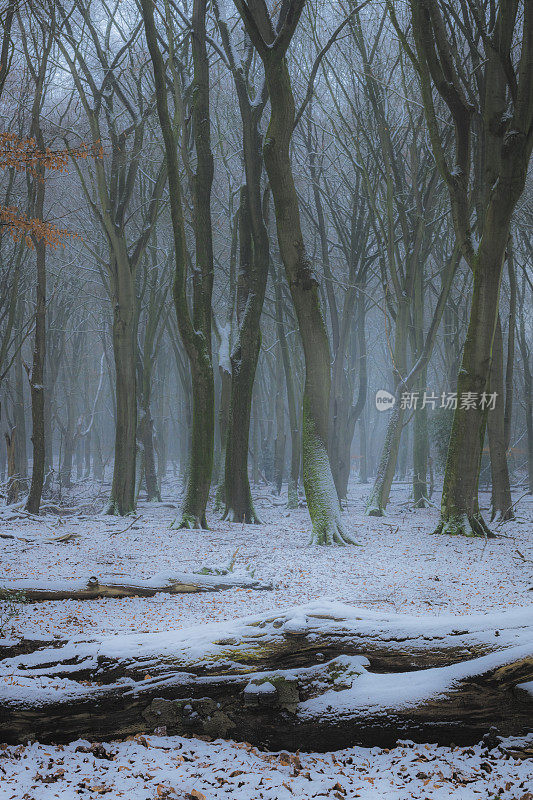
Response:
[[110, 515, 142, 536]]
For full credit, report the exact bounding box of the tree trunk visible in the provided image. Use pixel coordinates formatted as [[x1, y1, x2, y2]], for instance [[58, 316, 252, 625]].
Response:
[[274, 263, 301, 508], [223, 189, 264, 523], [487, 316, 513, 521], [2, 571, 271, 601], [366, 297, 409, 516], [25, 170, 46, 516], [1, 602, 530, 749], [358, 410, 368, 483], [83, 427, 91, 479], [60, 391, 76, 489], [366, 402, 405, 516], [413, 372, 429, 507], [4, 429, 18, 505], [261, 57, 354, 544], [437, 249, 506, 537], [273, 345, 286, 495], [107, 278, 137, 516], [13, 316, 27, 485], [139, 411, 160, 502]]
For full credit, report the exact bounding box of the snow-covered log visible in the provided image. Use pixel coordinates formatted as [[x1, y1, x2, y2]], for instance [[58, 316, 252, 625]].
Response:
[[0, 571, 272, 601], [0, 601, 531, 748]]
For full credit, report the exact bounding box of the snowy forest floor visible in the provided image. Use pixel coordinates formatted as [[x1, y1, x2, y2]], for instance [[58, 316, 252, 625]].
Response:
[[0, 478, 532, 799]]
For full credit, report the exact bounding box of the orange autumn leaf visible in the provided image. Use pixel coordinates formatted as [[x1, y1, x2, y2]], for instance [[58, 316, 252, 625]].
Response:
[[0, 206, 79, 249], [0, 131, 103, 175]]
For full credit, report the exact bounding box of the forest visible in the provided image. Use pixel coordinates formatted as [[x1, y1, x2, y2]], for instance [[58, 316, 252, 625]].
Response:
[[0, 1, 532, 798]]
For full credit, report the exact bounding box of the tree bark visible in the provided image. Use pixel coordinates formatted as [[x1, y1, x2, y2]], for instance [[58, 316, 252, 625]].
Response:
[[436, 253, 507, 537], [4, 429, 18, 505]]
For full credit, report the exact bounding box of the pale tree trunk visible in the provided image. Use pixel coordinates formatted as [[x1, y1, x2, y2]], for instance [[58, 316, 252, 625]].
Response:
[[358, 409, 368, 483]]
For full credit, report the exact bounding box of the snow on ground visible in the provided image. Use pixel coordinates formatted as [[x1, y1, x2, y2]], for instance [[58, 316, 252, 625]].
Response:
[[0, 482, 531, 640], [0, 734, 532, 800], [0, 478, 532, 799]]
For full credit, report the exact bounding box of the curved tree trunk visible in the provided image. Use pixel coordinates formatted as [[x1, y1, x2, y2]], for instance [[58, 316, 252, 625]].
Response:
[[243, 35, 354, 543]]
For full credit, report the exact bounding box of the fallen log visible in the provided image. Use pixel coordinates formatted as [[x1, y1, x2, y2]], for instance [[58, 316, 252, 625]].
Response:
[[0, 571, 272, 601], [0, 601, 531, 748]]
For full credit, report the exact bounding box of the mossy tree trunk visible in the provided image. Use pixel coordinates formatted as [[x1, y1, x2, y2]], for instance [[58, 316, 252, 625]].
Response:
[[2, 604, 531, 748], [234, 0, 355, 544]]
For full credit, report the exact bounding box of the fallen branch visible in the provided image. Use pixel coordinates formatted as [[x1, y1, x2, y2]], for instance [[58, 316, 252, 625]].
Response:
[[0, 570, 273, 601], [109, 515, 142, 536], [0, 601, 530, 748]]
